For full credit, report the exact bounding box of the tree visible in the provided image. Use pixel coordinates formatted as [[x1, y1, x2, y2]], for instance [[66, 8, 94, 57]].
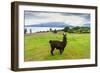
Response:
[[50, 28, 52, 32], [63, 26, 69, 32], [30, 29, 32, 34], [24, 29, 27, 34]]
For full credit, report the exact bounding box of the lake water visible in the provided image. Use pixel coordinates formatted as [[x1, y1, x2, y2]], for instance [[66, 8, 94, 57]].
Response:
[[24, 27, 64, 33]]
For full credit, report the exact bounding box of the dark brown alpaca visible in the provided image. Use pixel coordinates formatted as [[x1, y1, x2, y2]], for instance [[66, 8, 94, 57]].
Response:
[[49, 33, 67, 55]]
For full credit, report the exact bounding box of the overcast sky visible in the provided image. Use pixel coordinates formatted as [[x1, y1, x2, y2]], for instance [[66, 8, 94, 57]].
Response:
[[24, 11, 90, 26]]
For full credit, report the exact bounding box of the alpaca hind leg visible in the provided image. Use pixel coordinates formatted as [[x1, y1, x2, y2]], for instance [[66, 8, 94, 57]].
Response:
[[62, 49, 64, 54], [51, 48, 55, 56]]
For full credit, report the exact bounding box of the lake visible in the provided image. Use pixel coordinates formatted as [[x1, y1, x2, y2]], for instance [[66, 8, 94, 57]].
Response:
[[24, 27, 64, 33]]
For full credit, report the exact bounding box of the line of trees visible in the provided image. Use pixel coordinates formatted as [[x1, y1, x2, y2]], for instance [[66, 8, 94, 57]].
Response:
[[24, 26, 90, 34], [63, 26, 90, 33]]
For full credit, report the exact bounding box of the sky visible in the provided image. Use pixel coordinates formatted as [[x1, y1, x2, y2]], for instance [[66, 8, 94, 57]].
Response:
[[24, 11, 90, 27]]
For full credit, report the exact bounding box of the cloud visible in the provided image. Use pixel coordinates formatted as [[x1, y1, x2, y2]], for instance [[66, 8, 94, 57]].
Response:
[[24, 11, 90, 26]]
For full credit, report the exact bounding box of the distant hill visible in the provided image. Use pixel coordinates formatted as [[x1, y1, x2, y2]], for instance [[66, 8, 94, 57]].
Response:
[[25, 22, 71, 27], [82, 23, 90, 27]]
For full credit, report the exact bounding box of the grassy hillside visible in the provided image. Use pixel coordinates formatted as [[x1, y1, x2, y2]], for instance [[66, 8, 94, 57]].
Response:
[[24, 32, 90, 61]]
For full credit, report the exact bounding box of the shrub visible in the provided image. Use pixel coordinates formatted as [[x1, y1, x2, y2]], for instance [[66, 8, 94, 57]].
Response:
[[53, 29, 57, 33]]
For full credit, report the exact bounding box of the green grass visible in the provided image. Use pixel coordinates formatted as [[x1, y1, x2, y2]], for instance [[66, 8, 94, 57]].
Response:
[[24, 32, 90, 61]]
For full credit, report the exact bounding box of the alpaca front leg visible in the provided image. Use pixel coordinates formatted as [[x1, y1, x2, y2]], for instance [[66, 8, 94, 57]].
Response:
[[59, 49, 63, 55], [51, 48, 54, 56]]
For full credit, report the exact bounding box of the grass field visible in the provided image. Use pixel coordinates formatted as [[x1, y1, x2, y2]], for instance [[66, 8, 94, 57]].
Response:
[[24, 32, 90, 61]]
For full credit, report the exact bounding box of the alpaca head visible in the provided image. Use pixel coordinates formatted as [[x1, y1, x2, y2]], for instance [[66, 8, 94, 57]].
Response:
[[63, 33, 66, 36]]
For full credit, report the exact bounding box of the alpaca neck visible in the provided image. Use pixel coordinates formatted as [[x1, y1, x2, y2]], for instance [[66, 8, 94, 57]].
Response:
[[63, 37, 67, 43]]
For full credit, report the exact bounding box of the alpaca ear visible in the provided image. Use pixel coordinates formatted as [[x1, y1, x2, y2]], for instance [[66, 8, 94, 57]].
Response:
[[63, 33, 66, 35]]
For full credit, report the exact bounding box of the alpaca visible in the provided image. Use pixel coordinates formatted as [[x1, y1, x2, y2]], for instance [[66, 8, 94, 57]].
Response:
[[49, 33, 67, 55]]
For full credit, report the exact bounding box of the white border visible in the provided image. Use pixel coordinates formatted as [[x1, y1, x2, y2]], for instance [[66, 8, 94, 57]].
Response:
[[18, 5, 96, 68]]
